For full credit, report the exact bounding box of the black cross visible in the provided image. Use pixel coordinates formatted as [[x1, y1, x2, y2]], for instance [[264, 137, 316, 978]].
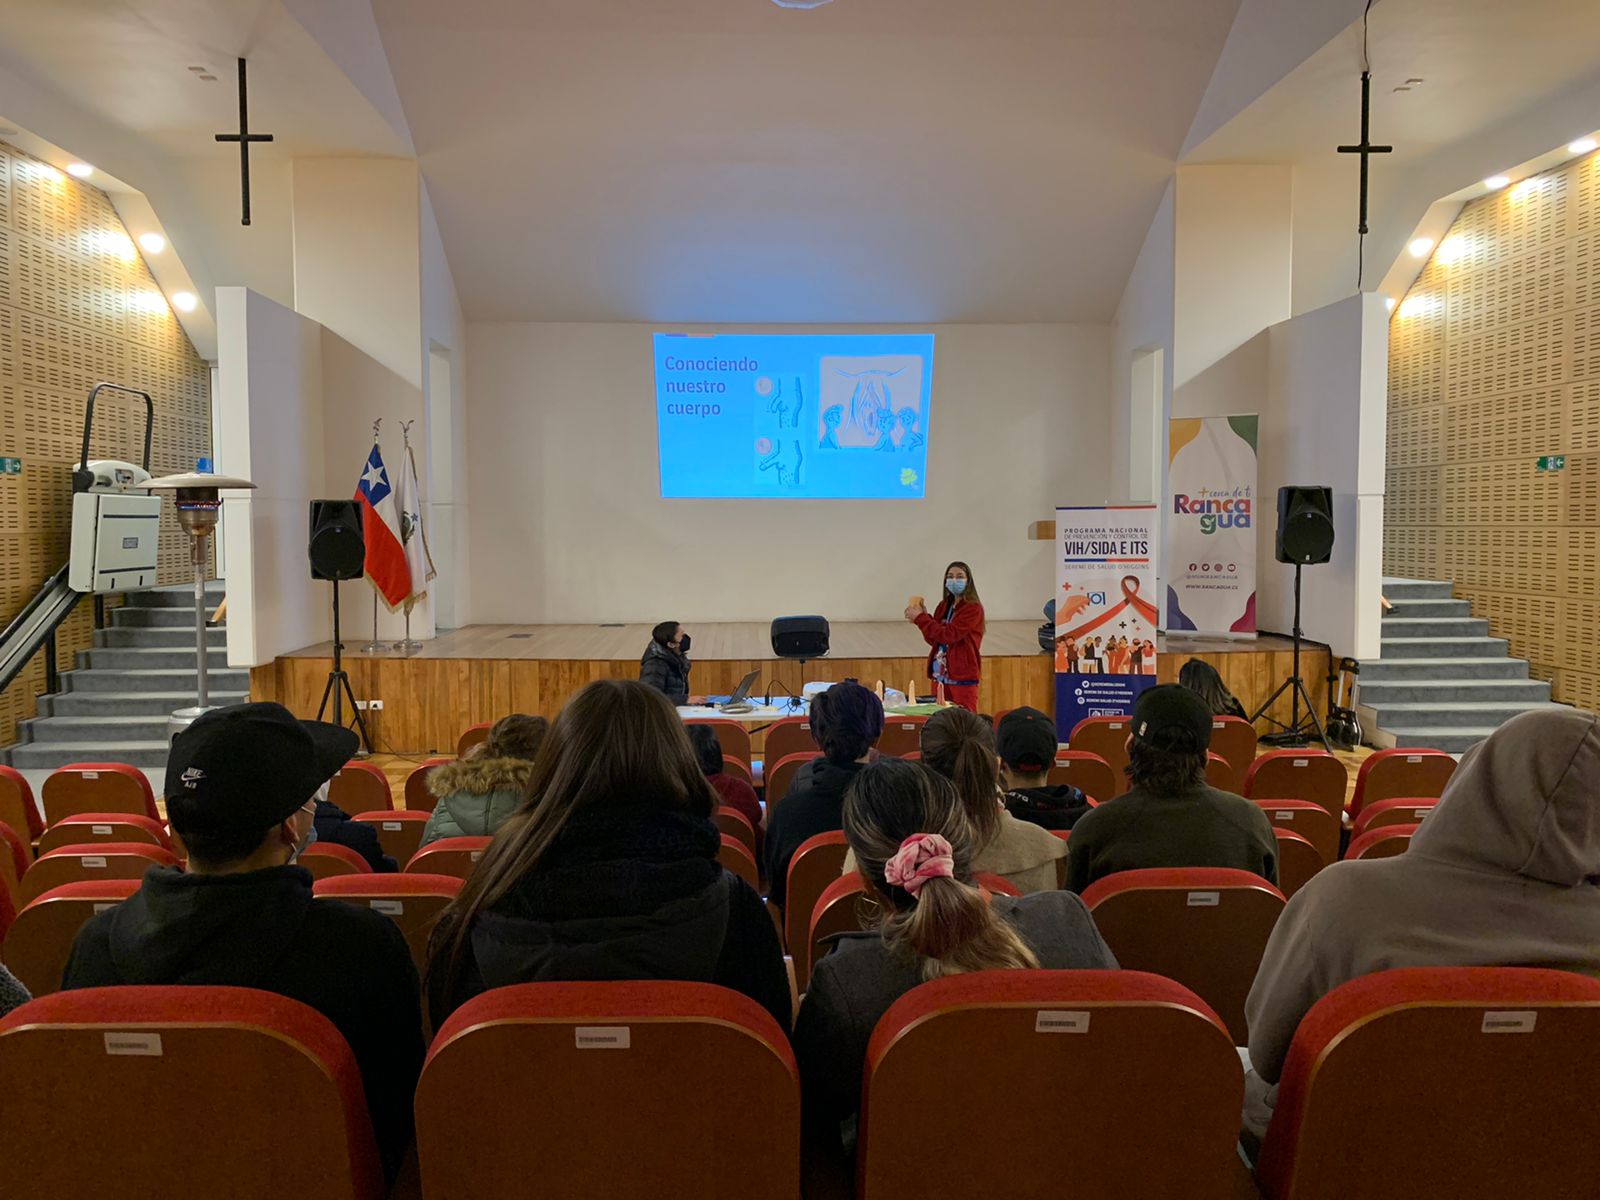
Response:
[[214, 58, 274, 226], [1336, 71, 1391, 235]]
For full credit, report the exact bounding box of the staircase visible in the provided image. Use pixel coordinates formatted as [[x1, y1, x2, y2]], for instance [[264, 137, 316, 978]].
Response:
[[4, 583, 247, 771], [1361, 577, 1564, 755]]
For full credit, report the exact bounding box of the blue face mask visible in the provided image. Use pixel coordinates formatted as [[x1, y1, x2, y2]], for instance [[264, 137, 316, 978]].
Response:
[[946, 578, 967, 596]]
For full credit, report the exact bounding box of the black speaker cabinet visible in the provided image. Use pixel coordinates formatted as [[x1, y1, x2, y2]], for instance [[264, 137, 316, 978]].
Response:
[[1275, 486, 1335, 565], [309, 499, 366, 581], [771, 615, 831, 659]]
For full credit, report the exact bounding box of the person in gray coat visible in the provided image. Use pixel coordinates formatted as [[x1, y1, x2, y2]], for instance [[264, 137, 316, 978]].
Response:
[[420, 714, 547, 847]]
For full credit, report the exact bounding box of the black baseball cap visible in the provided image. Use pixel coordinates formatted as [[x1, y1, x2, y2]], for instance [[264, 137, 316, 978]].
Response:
[[164, 702, 358, 838], [1131, 685, 1213, 752], [996, 707, 1059, 772]]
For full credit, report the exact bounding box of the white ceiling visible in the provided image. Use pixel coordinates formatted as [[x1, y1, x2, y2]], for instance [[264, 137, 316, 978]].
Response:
[[373, 0, 1242, 323]]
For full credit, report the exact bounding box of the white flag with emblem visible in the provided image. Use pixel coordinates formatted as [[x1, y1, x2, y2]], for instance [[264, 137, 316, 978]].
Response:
[[396, 442, 436, 605]]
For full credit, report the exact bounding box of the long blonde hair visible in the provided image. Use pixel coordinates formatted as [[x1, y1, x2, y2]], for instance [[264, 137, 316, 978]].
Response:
[[845, 759, 1038, 979], [919, 706, 1003, 847]]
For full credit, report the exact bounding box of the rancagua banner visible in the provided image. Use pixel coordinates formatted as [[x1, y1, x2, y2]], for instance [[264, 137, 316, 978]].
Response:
[[1166, 414, 1258, 636], [1054, 505, 1159, 740]]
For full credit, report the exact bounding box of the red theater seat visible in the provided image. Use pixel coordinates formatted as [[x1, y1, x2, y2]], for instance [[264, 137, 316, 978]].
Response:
[[404, 756, 453, 812], [0, 766, 41, 852], [327, 761, 393, 815], [1046, 751, 1117, 802], [1068, 716, 1132, 779], [1207, 716, 1258, 793], [685, 717, 752, 766], [456, 722, 492, 759], [298, 842, 373, 880], [314, 873, 462, 974], [1204, 751, 1233, 790], [0, 820, 30, 914], [1256, 968, 1600, 1200], [407, 836, 490, 880], [1272, 829, 1325, 899], [720, 757, 754, 785], [763, 752, 820, 812], [1244, 749, 1349, 818], [2, 879, 139, 996], [858, 972, 1244, 1199], [1082, 868, 1286, 1043], [1353, 796, 1439, 836], [712, 805, 756, 856], [1343, 823, 1419, 862], [973, 871, 1022, 897], [41, 764, 158, 826], [718, 835, 760, 892], [20, 843, 176, 906], [0, 986, 385, 1200], [38, 813, 173, 856], [1253, 799, 1339, 865], [809, 874, 872, 977], [786, 831, 850, 983], [416, 982, 799, 1200], [1349, 748, 1456, 820], [761, 716, 815, 766], [353, 810, 431, 866], [876, 715, 927, 758]]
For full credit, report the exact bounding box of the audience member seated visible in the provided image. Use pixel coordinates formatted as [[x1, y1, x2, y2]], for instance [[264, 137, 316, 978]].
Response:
[[1243, 708, 1600, 1140], [420, 713, 548, 849], [424, 679, 789, 1031], [639, 620, 699, 707], [1065, 685, 1277, 893], [1178, 657, 1249, 719], [996, 705, 1091, 831], [0, 963, 28, 1017], [688, 724, 764, 859], [59, 702, 423, 1180], [763, 682, 884, 912], [917, 707, 1065, 892], [794, 758, 1116, 1173], [314, 780, 398, 872]]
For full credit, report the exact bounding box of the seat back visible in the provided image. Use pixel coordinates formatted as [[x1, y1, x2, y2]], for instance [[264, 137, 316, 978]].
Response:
[[1045, 751, 1117, 802], [41, 764, 158, 826], [718, 836, 760, 891], [1272, 830, 1325, 900], [416, 982, 799, 1200], [0, 986, 384, 1200], [1253, 799, 1340, 865], [1206, 716, 1258, 792], [764, 751, 820, 810], [684, 718, 752, 766], [0, 765, 41, 845], [858, 972, 1243, 1200], [1353, 796, 1439, 836], [404, 756, 453, 812], [314, 873, 463, 974], [327, 761, 393, 815], [785, 831, 850, 984], [720, 757, 754, 785], [0, 820, 31, 913], [1256, 968, 1600, 1200], [876, 715, 926, 758], [38, 814, 173, 856], [3, 880, 140, 995], [1081, 868, 1286, 1043], [407, 835, 491, 880], [1244, 749, 1349, 817], [761, 716, 816, 765], [353, 810, 431, 867], [1068, 716, 1132, 778], [20, 843, 177, 906], [1203, 751, 1233, 790], [456, 722, 493, 759], [298, 842, 374, 880], [1343, 823, 1419, 862], [712, 806, 756, 856], [973, 872, 1021, 897], [1350, 748, 1456, 819], [809, 874, 873, 977]]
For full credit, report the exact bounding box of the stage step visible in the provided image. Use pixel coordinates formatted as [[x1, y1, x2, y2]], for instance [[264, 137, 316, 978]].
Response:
[[1379, 636, 1510, 660], [79, 646, 231, 671], [19, 714, 178, 743], [1355, 678, 1551, 705], [1361, 657, 1530, 682], [96, 626, 227, 649], [58, 666, 250, 693], [1381, 577, 1458, 601], [1363, 701, 1567, 729], [41, 691, 250, 717], [1378, 616, 1491, 639], [9, 740, 173, 770], [1382, 598, 1473, 620], [1369, 726, 1501, 756]]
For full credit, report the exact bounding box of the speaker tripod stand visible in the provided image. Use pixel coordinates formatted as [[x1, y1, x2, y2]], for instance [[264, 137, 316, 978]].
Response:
[[316, 578, 372, 754], [1250, 562, 1331, 751]]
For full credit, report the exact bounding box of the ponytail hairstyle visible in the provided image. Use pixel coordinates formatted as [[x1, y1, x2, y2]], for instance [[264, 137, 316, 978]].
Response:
[[918, 706, 1002, 847], [474, 713, 549, 763], [845, 759, 1038, 980]]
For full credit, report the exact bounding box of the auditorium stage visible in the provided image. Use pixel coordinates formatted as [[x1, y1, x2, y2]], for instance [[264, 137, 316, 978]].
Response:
[[254, 623, 1330, 757]]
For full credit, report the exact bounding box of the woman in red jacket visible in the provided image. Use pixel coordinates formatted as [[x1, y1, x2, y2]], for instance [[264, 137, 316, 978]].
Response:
[[906, 561, 986, 711]]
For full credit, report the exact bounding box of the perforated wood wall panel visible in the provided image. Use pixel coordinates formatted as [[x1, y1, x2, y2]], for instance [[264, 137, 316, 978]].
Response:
[[1388, 151, 1600, 709], [0, 143, 211, 742]]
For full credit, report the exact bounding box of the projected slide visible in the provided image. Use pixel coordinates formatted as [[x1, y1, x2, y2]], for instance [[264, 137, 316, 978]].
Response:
[[654, 332, 935, 499]]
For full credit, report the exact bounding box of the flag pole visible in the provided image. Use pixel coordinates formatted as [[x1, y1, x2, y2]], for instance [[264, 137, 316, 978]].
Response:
[[393, 418, 425, 654], [360, 418, 389, 654]]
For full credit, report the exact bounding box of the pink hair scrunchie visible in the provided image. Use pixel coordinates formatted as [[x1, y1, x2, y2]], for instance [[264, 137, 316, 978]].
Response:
[[883, 833, 955, 897]]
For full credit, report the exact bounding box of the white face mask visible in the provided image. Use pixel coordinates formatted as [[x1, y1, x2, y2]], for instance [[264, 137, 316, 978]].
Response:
[[289, 783, 327, 862]]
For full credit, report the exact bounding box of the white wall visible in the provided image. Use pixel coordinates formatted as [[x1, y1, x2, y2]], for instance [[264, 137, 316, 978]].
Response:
[[465, 322, 1111, 625], [1110, 182, 1175, 505], [421, 182, 470, 630]]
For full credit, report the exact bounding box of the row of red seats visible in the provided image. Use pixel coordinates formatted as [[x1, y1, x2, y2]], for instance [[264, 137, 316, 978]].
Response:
[[3, 966, 1595, 1199]]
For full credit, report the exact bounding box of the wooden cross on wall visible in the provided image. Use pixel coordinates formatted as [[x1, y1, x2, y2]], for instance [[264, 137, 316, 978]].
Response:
[[214, 58, 274, 226], [1336, 70, 1391, 236]]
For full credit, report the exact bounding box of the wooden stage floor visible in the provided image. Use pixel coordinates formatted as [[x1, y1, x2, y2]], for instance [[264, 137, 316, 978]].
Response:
[[259, 622, 1329, 758]]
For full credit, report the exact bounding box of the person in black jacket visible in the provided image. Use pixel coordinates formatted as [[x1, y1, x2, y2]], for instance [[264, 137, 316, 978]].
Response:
[[314, 782, 398, 872], [763, 681, 884, 912], [996, 705, 1091, 830], [639, 621, 695, 706], [424, 679, 789, 1032], [60, 703, 423, 1182]]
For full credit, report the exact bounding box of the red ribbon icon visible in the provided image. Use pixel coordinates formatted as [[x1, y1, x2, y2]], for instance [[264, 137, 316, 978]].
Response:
[[1060, 575, 1158, 640]]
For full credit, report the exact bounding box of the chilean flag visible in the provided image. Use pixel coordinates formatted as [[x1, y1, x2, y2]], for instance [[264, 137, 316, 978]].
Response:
[[355, 443, 411, 608]]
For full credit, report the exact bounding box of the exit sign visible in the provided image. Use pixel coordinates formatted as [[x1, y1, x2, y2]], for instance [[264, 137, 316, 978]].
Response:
[[0, 457, 20, 475], [1536, 455, 1566, 472]]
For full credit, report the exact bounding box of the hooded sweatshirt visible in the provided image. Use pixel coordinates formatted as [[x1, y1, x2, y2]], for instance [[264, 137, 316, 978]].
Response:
[[420, 755, 534, 847], [61, 865, 424, 1180], [1247, 708, 1600, 1091]]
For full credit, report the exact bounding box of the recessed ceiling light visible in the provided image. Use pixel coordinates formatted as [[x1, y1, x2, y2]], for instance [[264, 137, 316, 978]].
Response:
[[1484, 175, 1511, 190], [1569, 137, 1599, 155], [137, 232, 167, 254], [171, 291, 198, 312], [770, 0, 833, 7], [1408, 237, 1434, 258], [65, 162, 93, 179], [1385, 297, 1398, 311], [1393, 86, 1412, 93], [197, 74, 217, 82], [1404, 77, 1425, 85]]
